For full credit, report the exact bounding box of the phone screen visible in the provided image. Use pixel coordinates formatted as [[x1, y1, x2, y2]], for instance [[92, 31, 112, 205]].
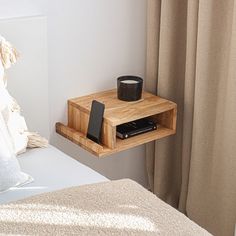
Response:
[[86, 100, 105, 144]]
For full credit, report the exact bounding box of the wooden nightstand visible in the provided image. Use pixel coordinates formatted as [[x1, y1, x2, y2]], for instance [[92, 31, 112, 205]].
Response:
[[56, 89, 177, 157]]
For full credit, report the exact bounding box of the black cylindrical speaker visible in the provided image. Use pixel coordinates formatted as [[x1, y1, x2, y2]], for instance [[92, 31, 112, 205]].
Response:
[[117, 76, 143, 101]]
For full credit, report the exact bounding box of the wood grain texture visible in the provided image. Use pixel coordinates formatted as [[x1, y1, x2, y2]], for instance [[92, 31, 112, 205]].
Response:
[[152, 107, 177, 130], [69, 89, 177, 126], [56, 122, 175, 157], [56, 89, 177, 157], [68, 109, 116, 149], [102, 123, 116, 149]]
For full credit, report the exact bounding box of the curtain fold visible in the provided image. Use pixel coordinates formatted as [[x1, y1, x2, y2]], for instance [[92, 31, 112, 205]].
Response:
[[145, 1, 236, 235]]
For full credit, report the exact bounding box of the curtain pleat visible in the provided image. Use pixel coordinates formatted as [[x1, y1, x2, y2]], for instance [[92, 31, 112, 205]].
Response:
[[145, 0, 161, 192], [178, 0, 199, 212]]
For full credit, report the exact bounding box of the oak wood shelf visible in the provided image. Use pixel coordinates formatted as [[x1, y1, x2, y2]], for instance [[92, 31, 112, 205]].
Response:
[[56, 89, 177, 157]]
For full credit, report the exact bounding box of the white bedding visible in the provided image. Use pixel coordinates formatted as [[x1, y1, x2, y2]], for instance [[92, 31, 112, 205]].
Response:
[[0, 145, 108, 204]]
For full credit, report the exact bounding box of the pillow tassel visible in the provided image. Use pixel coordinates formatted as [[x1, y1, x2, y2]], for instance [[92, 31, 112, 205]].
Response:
[[26, 132, 48, 149], [0, 37, 19, 69]]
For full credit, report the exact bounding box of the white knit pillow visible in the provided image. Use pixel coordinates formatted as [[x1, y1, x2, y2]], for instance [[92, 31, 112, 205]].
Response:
[[0, 87, 28, 155], [0, 35, 47, 155], [0, 36, 33, 192], [0, 52, 28, 155], [0, 112, 33, 193]]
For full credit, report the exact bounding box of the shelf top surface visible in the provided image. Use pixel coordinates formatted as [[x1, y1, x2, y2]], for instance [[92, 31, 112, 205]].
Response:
[[69, 89, 176, 126]]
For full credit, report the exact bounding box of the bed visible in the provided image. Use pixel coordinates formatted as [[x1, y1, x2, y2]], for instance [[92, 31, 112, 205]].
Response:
[[0, 146, 211, 236], [0, 180, 211, 235], [0, 145, 108, 204], [0, 146, 212, 235]]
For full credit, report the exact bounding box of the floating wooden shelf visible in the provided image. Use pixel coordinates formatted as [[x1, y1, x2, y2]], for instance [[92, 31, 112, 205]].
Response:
[[56, 89, 177, 157]]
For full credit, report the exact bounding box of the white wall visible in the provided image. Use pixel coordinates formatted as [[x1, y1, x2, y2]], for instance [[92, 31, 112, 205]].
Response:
[[0, 0, 47, 19], [0, 0, 148, 187]]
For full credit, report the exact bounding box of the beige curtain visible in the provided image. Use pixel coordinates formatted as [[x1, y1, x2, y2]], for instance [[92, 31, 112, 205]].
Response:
[[145, 1, 236, 236]]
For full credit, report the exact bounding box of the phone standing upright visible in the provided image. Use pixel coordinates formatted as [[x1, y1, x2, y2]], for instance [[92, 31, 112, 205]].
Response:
[[86, 100, 105, 144]]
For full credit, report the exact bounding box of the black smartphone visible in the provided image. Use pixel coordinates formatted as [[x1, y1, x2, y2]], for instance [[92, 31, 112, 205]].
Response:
[[86, 100, 105, 144]]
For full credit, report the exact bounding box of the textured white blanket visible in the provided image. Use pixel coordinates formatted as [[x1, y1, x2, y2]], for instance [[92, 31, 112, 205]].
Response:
[[0, 179, 212, 235]]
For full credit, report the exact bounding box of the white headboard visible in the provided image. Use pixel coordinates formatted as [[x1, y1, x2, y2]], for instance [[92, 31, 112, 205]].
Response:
[[0, 16, 49, 139]]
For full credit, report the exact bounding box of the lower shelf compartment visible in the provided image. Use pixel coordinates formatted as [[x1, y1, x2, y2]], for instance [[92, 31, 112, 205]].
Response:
[[56, 122, 175, 157]]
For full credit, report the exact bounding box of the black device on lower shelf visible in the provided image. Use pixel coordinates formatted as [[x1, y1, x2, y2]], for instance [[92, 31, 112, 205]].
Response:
[[116, 118, 157, 139]]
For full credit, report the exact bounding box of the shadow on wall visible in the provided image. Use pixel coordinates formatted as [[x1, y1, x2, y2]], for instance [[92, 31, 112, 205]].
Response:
[[52, 131, 148, 188]]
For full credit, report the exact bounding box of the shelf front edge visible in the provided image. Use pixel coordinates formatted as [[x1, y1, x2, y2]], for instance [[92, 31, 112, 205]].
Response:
[[56, 122, 105, 157], [56, 122, 176, 157]]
